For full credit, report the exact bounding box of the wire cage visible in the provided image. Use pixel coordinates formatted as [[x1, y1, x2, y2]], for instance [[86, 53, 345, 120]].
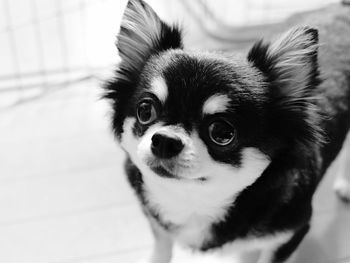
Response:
[[0, 0, 339, 108], [0, 0, 124, 107]]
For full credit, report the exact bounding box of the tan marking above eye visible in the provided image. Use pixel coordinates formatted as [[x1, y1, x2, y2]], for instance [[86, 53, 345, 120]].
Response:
[[150, 77, 168, 104], [202, 94, 231, 115]]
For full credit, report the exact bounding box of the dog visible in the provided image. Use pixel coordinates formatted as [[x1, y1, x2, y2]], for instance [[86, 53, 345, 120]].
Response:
[[104, 1, 350, 262]]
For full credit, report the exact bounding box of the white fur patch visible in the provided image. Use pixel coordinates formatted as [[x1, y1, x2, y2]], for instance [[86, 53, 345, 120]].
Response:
[[266, 27, 318, 97], [120, 117, 271, 249], [224, 232, 293, 253], [150, 77, 168, 104], [202, 94, 231, 115]]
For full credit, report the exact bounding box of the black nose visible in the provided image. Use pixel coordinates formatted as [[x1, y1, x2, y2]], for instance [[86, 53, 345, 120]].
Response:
[[151, 133, 184, 159]]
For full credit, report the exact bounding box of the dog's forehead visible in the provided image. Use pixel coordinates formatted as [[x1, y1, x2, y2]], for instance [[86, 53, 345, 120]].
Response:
[[145, 52, 242, 113], [149, 75, 231, 112], [139, 50, 266, 130]]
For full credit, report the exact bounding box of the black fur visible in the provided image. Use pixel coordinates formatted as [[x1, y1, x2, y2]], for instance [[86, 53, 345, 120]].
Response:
[[247, 27, 323, 166], [274, 224, 310, 262], [104, 1, 350, 262], [103, 0, 182, 137]]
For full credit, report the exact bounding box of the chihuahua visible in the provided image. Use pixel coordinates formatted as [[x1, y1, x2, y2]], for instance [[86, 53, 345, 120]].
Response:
[[104, 1, 350, 262]]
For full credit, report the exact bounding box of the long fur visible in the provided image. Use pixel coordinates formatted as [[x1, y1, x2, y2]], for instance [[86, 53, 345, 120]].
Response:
[[248, 27, 324, 165], [104, 0, 182, 136], [104, 1, 350, 262]]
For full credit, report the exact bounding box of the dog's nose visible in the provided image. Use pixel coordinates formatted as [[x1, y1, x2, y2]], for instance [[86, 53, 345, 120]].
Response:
[[151, 133, 184, 159]]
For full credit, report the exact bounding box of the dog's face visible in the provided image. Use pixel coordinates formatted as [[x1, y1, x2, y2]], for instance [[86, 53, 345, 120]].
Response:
[[105, 0, 322, 185], [119, 50, 272, 183]]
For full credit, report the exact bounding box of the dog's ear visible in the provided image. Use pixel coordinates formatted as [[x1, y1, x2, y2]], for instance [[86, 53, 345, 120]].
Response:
[[104, 0, 182, 137], [248, 26, 319, 98], [117, 0, 182, 73], [248, 27, 323, 158]]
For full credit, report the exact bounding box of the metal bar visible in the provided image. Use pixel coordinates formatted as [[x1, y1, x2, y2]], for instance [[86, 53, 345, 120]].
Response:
[[56, 0, 69, 82], [0, 65, 111, 81], [0, 76, 93, 94], [79, 0, 91, 75], [30, 0, 47, 90], [0, 0, 110, 36], [2, 0, 22, 94], [0, 76, 93, 110]]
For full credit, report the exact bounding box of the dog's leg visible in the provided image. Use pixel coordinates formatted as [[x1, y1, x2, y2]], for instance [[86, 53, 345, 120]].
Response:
[[144, 219, 173, 263], [333, 133, 350, 203], [256, 250, 275, 263], [256, 225, 309, 263]]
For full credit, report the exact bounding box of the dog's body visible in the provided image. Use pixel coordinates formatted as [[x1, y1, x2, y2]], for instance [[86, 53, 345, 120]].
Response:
[[105, 1, 350, 262]]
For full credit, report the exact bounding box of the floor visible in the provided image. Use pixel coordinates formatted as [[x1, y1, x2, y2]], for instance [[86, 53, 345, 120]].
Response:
[[1, 80, 350, 263]]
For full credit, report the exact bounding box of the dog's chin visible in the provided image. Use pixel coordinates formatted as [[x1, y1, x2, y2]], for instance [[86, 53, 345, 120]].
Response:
[[149, 165, 179, 179], [144, 157, 206, 181]]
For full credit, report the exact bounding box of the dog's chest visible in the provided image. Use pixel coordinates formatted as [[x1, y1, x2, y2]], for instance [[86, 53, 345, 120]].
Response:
[[142, 172, 238, 248], [143, 174, 294, 251]]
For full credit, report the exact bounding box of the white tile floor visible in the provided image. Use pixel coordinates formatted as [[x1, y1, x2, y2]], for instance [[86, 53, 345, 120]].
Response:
[[0, 80, 350, 263]]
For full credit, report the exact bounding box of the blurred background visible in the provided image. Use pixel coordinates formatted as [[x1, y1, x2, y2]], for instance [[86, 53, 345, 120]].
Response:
[[1, 0, 350, 263], [0, 0, 341, 106]]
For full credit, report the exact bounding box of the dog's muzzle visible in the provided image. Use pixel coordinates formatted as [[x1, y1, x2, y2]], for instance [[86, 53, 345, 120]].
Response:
[[151, 132, 184, 159]]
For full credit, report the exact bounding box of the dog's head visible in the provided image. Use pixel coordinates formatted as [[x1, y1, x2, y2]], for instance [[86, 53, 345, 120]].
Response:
[[105, 0, 322, 184]]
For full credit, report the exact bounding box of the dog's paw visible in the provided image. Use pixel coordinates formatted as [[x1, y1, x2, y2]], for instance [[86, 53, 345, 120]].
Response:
[[334, 177, 350, 203]]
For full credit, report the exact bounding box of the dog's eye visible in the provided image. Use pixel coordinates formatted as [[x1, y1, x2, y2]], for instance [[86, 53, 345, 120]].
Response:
[[137, 100, 157, 124], [208, 121, 235, 146]]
